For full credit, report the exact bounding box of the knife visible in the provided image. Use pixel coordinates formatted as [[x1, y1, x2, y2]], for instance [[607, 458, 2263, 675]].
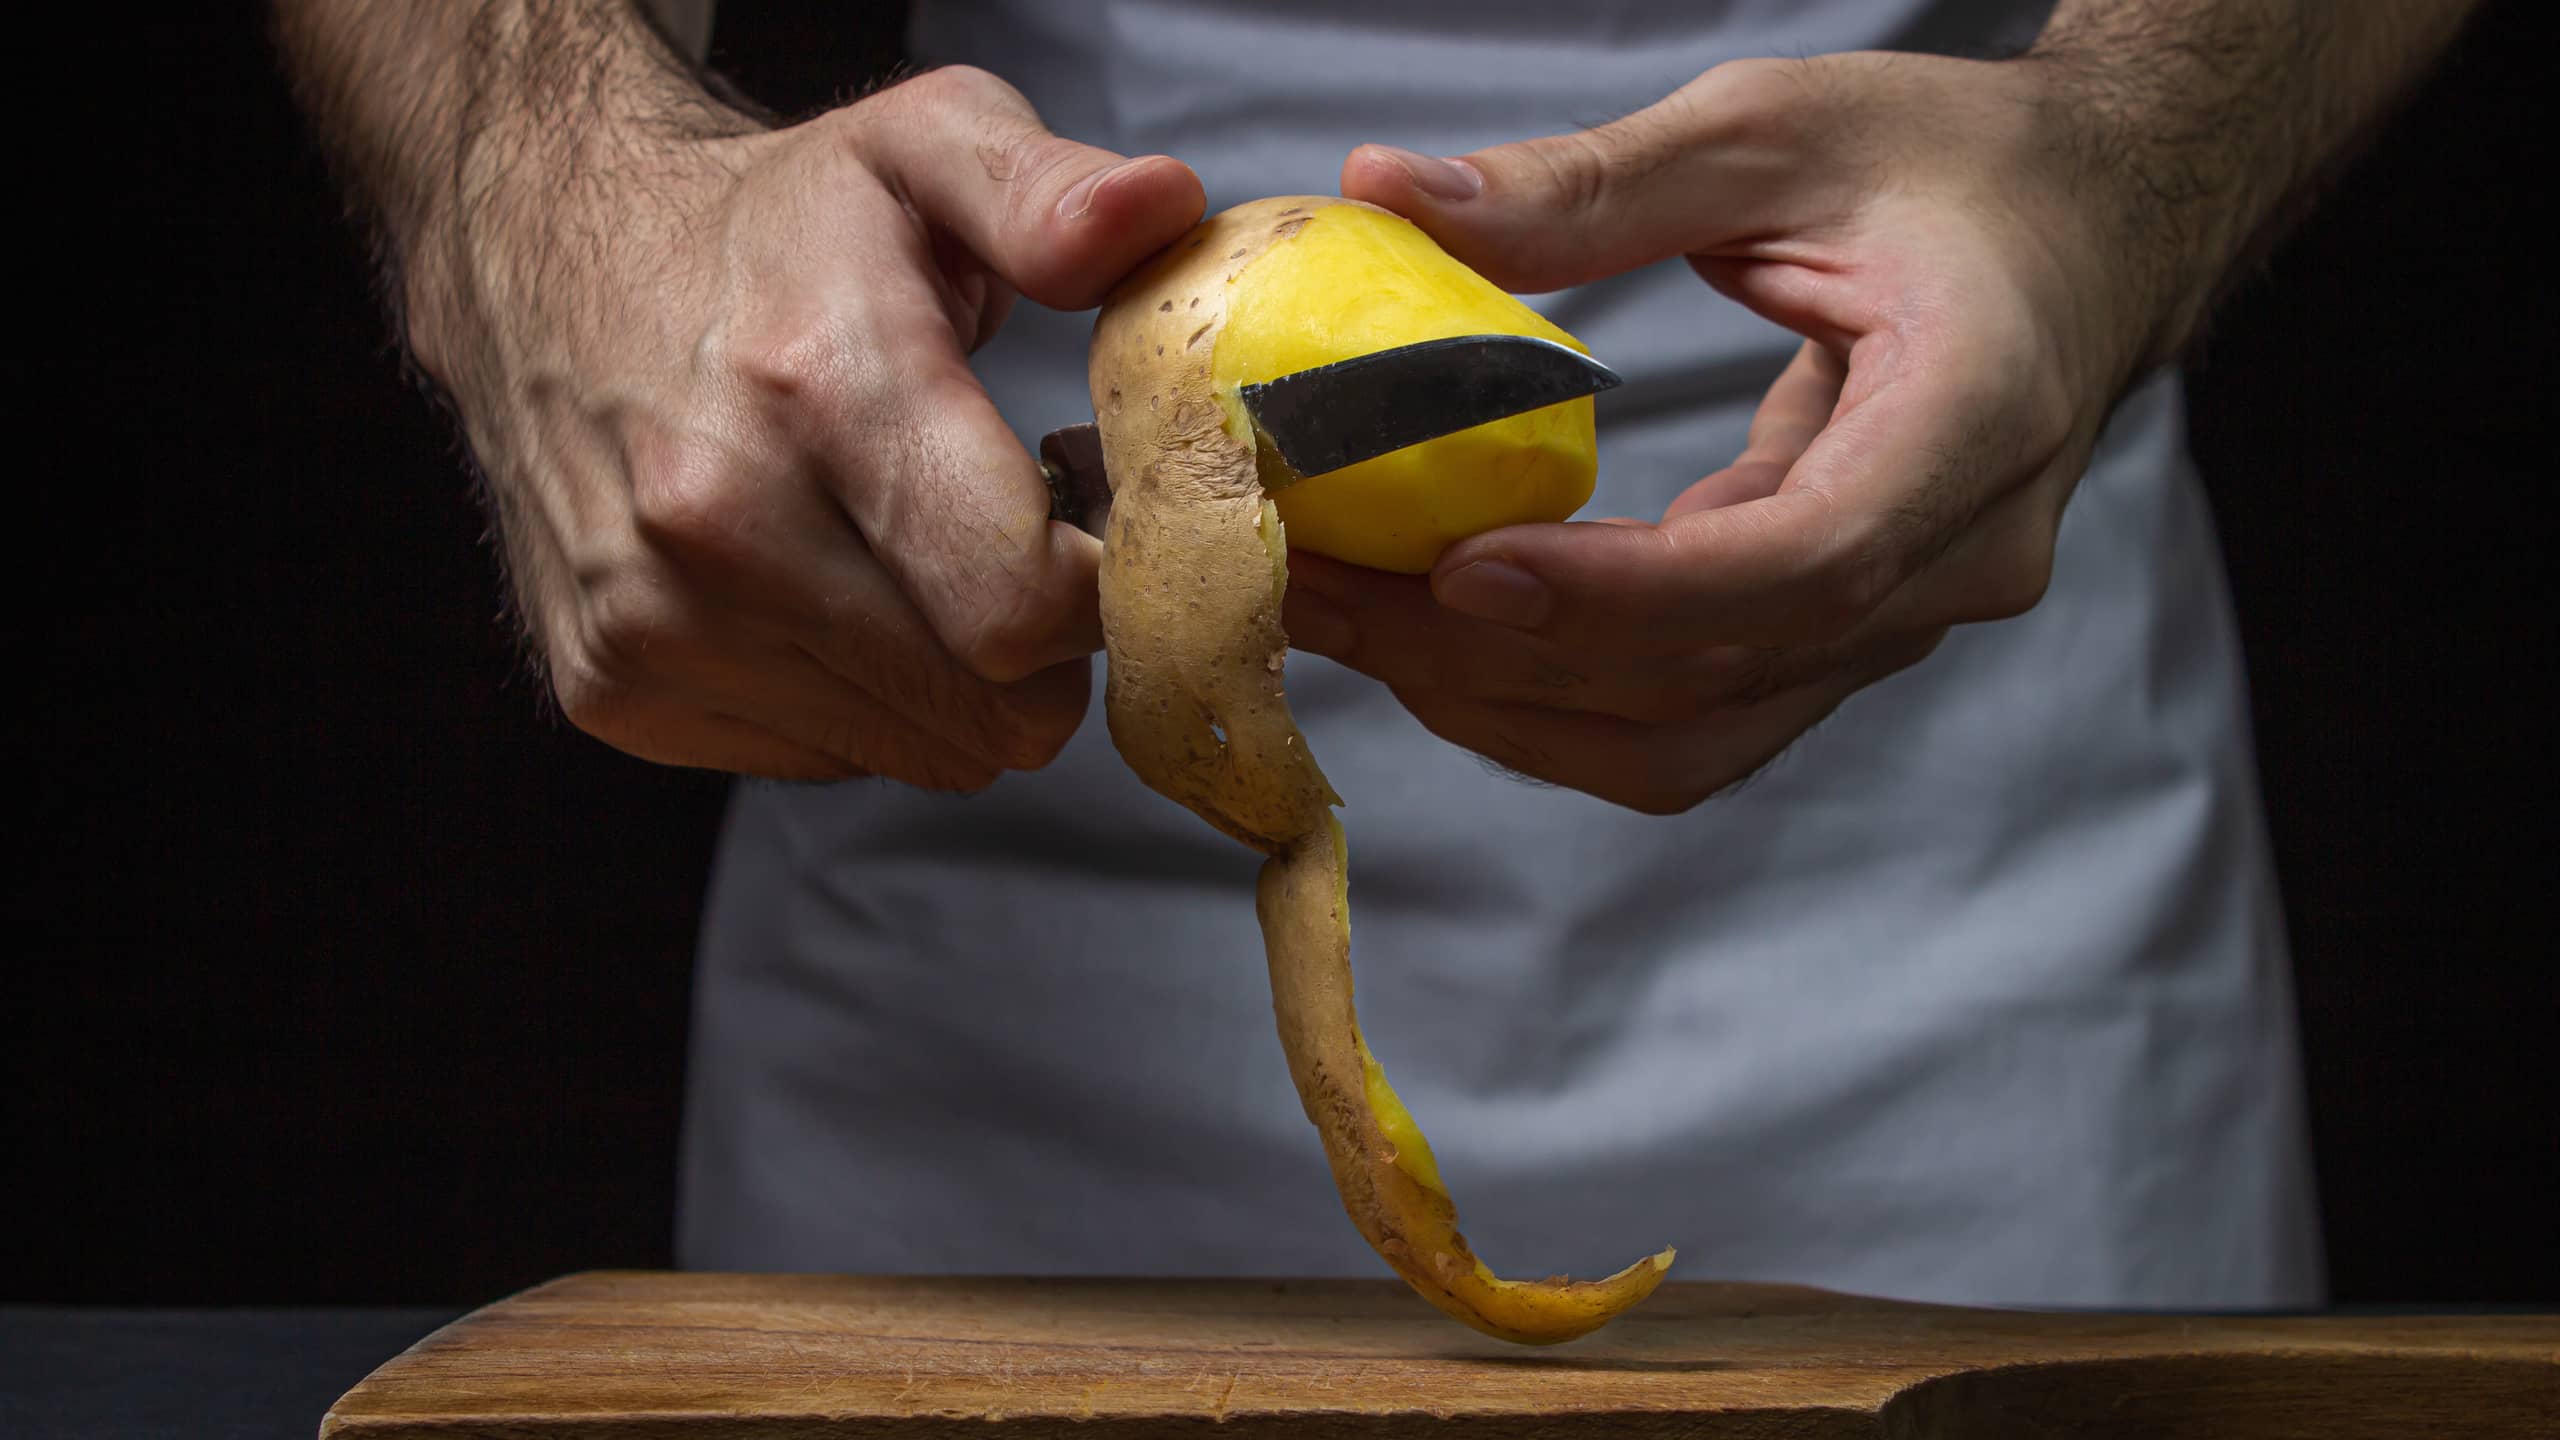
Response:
[[1041, 333, 1620, 536]]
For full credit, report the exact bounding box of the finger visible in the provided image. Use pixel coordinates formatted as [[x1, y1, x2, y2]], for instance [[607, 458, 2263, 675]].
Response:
[[1287, 552, 1854, 726], [1336, 61, 1841, 294], [1286, 556, 1609, 708], [929, 229, 1018, 353], [621, 417, 1092, 766], [740, 645, 1007, 791], [1865, 456, 2074, 632], [1429, 330, 2014, 653], [1390, 627, 1942, 814], [561, 569, 1016, 786], [677, 716, 866, 783], [779, 556, 1092, 773], [815, 330, 1106, 683], [1392, 683, 1826, 818], [1664, 340, 1844, 520], [575, 695, 865, 783], [850, 65, 1206, 309], [796, 630, 1091, 776], [547, 590, 975, 785], [728, 191, 1104, 688]]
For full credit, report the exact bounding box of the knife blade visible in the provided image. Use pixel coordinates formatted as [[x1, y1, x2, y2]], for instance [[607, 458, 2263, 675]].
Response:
[[1041, 333, 1619, 536]]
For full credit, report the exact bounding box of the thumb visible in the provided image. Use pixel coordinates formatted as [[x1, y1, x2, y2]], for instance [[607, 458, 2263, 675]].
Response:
[[1338, 64, 1811, 293], [851, 66, 1206, 310]]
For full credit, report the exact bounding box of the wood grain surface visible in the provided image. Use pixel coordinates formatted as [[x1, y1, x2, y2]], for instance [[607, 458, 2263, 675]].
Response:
[[321, 1272, 2557, 1437]]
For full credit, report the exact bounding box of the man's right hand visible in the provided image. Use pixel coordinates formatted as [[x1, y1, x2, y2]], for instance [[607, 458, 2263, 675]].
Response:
[[375, 35, 1203, 784]]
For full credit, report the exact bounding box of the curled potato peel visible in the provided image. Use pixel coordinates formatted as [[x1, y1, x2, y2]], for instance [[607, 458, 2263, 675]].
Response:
[[1091, 197, 1671, 1344]]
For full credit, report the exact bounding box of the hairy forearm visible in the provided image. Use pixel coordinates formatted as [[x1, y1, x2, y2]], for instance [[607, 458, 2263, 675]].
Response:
[[2028, 0, 2482, 365], [269, 0, 748, 365]]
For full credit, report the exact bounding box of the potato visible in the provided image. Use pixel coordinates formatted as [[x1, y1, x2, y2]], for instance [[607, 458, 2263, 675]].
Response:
[[1216, 202, 1599, 573], [1091, 197, 1671, 1345]]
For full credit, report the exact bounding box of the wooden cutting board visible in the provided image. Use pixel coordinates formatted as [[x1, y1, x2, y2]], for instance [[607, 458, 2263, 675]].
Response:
[[322, 1271, 2556, 1437]]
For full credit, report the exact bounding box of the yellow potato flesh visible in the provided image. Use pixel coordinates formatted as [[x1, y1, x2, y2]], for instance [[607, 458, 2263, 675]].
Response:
[[1092, 198, 1668, 1345], [1213, 205, 1597, 574]]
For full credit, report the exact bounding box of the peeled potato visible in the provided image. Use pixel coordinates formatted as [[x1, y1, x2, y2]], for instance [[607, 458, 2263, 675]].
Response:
[[1091, 197, 1670, 1345], [1217, 202, 1598, 574]]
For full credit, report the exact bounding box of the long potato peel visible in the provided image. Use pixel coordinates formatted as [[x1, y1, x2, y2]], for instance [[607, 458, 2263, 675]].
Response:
[[1091, 197, 1672, 1345]]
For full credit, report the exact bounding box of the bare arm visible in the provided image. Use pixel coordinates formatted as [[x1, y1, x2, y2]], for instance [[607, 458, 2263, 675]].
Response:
[[272, 0, 748, 381], [270, 0, 481, 265], [2030, 0, 2484, 377]]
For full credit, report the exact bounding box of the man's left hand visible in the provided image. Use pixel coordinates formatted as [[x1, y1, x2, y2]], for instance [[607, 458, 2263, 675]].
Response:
[[1289, 54, 2171, 814]]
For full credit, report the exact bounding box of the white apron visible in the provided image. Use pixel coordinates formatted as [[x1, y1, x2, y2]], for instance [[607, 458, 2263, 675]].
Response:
[[678, 0, 2321, 1307]]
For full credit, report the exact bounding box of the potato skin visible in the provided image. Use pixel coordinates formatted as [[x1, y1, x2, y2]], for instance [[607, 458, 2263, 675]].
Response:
[[1090, 198, 1671, 1345], [1258, 821, 1672, 1345], [1090, 197, 1341, 853]]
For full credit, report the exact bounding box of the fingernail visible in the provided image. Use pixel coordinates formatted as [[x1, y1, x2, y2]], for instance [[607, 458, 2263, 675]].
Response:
[[1370, 145, 1483, 202], [1057, 156, 1152, 222], [1436, 561, 1550, 629], [1286, 586, 1357, 658]]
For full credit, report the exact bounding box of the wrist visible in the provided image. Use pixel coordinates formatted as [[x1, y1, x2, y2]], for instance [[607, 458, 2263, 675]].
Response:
[[399, 3, 760, 388], [2018, 0, 2483, 374], [2008, 48, 2263, 380]]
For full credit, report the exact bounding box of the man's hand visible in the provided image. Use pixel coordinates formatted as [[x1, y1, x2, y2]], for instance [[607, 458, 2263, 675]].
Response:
[[1296, 1, 2476, 815], [276, 3, 1205, 784], [1291, 54, 2115, 813]]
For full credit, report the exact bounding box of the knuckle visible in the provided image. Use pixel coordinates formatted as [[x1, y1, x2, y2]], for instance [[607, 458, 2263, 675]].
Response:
[[859, 65, 949, 121], [954, 583, 1063, 686], [1687, 60, 1787, 141], [957, 628, 1033, 688], [1524, 130, 1618, 223], [628, 431, 757, 557], [721, 321, 849, 412], [891, 64, 1023, 118], [1699, 55, 1789, 102], [1979, 552, 2055, 620], [548, 650, 637, 740], [861, 64, 1044, 168], [2023, 369, 2079, 453], [993, 696, 1081, 770], [993, 662, 1090, 768], [574, 567, 680, 685], [1697, 55, 1847, 141]]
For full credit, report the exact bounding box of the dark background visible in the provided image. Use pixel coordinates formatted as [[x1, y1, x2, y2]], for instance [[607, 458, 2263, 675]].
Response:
[[11, 6, 2552, 1307]]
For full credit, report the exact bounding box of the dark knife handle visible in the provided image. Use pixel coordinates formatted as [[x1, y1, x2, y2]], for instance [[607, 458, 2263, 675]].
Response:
[[1040, 424, 1111, 538]]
